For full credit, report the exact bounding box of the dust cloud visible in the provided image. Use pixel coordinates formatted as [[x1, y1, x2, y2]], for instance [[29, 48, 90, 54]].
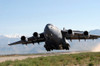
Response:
[[91, 43, 100, 52]]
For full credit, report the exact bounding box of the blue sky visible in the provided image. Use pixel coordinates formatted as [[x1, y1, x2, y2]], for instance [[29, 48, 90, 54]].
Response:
[[0, 0, 100, 36]]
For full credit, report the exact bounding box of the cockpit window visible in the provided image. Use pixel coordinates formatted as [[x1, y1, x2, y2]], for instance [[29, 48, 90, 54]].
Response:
[[47, 24, 53, 27]]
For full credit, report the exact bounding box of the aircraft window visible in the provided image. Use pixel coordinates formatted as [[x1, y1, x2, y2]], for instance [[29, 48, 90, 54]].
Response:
[[50, 26, 52, 28]]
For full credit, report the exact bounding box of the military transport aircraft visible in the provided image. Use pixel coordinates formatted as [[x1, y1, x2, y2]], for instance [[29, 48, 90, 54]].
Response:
[[8, 24, 100, 51]]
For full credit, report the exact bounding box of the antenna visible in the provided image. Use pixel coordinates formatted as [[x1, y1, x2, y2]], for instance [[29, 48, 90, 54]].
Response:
[[63, 27, 66, 30]]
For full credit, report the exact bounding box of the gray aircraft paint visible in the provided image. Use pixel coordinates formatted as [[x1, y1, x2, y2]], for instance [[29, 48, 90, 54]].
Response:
[[8, 24, 100, 51], [44, 24, 63, 44]]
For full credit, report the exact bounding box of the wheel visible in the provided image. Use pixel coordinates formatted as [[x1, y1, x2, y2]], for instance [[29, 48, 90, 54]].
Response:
[[44, 45, 51, 51], [62, 44, 70, 50]]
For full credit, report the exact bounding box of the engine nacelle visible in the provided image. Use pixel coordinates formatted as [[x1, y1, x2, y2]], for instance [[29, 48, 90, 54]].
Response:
[[33, 32, 39, 38], [84, 31, 88, 36], [67, 29, 74, 36], [21, 36, 26, 41], [40, 33, 44, 38], [83, 31, 90, 37]]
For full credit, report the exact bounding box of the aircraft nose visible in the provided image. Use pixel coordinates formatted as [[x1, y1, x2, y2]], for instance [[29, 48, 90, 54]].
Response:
[[46, 24, 52, 30], [47, 24, 52, 27]]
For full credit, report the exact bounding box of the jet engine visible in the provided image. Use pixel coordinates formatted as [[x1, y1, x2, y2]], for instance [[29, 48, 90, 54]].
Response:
[[83, 31, 89, 37], [21, 36, 26, 41], [33, 32, 39, 38], [83, 31, 90, 38], [40, 33, 44, 38], [67, 29, 74, 36]]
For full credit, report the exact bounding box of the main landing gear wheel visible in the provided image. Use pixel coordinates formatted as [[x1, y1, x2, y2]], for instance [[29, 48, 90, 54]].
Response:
[[63, 44, 70, 50], [44, 45, 51, 51]]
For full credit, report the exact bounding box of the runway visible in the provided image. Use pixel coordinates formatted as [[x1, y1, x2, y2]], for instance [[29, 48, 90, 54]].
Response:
[[0, 52, 81, 63]]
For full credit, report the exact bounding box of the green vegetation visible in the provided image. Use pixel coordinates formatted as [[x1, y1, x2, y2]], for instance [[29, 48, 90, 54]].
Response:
[[0, 52, 100, 66]]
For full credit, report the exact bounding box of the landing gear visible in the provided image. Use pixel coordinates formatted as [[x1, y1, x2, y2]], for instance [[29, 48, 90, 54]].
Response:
[[44, 45, 51, 51], [62, 44, 70, 50], [44, 43, 70, 51]]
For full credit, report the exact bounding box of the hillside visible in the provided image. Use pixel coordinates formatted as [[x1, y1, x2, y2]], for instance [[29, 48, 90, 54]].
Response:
[[0, 52, 100, 66]]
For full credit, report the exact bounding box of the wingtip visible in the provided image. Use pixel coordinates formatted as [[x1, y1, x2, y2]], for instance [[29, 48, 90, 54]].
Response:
[[8, 44, 12, 46]]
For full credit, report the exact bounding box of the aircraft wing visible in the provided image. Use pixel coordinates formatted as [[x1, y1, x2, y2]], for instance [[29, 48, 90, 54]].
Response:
[[62, 30, 100, 40], [8, 33, 45, 46], [8, 40, 32, 45]]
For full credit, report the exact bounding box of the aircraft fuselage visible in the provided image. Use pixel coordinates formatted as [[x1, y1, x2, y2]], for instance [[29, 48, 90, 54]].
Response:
[[44, 24, 70, 51]]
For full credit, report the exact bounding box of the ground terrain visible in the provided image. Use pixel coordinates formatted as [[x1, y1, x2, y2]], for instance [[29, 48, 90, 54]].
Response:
[[0, 52, 100, 66]]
